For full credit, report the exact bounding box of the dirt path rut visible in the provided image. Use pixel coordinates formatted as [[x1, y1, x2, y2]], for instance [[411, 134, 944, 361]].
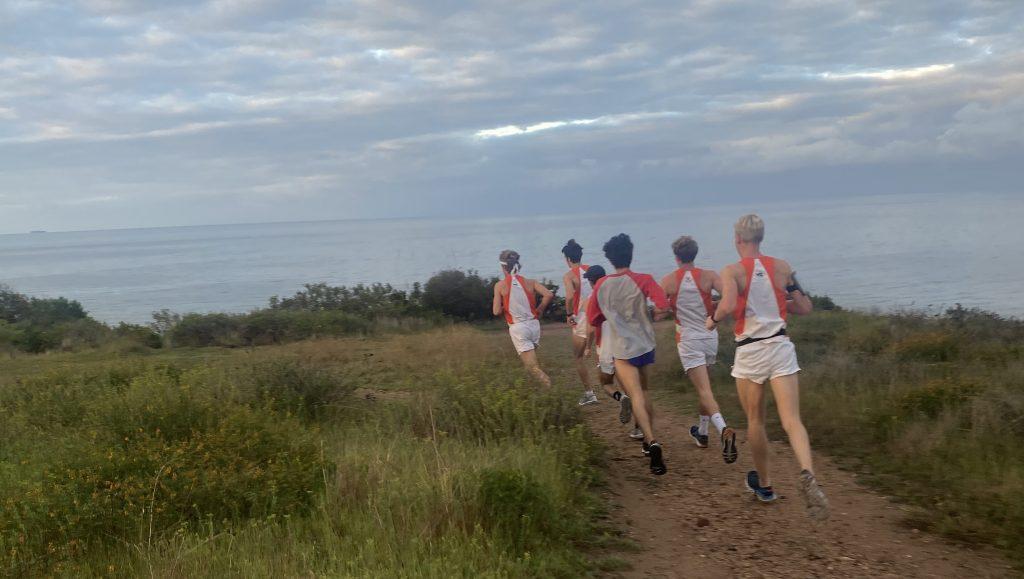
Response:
[[583, 400, 1012, 578]]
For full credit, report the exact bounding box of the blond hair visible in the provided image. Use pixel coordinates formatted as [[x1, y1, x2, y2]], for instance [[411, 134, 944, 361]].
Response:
[[671, 236, 699, 263], [734, 214, 765, 243]]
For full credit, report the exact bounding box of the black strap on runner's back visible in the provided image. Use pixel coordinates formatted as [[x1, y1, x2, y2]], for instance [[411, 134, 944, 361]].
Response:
[[736, 328, 787, 348]]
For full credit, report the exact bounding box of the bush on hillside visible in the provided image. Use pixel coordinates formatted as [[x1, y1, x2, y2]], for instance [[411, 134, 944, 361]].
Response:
[[422, 270, 564, 322], [269, 282, 423, 318], [422, 270, 498, 321]]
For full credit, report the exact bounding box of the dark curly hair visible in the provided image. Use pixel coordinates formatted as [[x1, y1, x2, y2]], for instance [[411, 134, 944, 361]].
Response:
[[561, 239, 583, 263], [603, 233, 633, 269]]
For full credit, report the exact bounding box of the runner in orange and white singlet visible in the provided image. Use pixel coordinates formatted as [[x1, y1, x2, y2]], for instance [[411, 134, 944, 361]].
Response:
[[561, 239, 599, 406], [659, 236, 737, 464], [493, 249, 554, 387], [707, 214, 829, 520]]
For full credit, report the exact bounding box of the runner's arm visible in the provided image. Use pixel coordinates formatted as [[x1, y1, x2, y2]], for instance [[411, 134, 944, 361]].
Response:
[[586, 283, 606, 327], [781, 261, 813, 315], [641, 275, 671, 321], [492, 283, 503, 317], [562, 271, 576, 323], [708, 265, 738, 329], [709, 270, 724, 299], [659, 273, 678, 321], [534, 279, 554, 316]]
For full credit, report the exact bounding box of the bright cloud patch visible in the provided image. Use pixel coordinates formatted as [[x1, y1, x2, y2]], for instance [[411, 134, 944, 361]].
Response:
[[475, 112, 680, 139], [820, 63, 955, 81]]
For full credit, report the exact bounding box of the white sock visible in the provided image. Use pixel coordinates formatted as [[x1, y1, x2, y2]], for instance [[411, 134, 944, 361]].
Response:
[[698, 415, 710, 436], [711, 413, 727, 434], [585, 389, 595, 397]]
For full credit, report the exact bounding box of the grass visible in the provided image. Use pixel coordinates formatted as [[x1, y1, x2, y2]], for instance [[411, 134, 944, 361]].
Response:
[[647, 306, 1024, 564], [0, 327, 604, 577], [3, 305, 1022, 575]]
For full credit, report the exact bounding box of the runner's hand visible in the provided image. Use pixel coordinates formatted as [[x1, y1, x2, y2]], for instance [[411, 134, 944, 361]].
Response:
[[567, 315, 577, 326], [705, 315, 717, 331], [583, 346, 591, 358]]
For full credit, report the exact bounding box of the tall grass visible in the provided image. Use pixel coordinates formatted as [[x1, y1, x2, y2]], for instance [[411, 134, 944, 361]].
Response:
[[0, 328, 603, 577]]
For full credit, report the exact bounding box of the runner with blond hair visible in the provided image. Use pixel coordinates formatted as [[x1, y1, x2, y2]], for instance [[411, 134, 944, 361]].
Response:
[[493, 249, 554, 387], [660, 235, 737, 464], [707, 214, 829, 520]]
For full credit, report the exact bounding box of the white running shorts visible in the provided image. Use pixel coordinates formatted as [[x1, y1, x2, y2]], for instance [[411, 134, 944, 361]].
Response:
[[677, 335, 719, 372], [571, 317, 589, 339], [730, 336, 800, 384], [596, 341, 615, 375], [509, 319, 542, 354]]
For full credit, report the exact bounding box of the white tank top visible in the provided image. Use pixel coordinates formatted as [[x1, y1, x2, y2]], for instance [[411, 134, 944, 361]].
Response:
[[505, 275, 537, 325], [673, 268, 716, 340], [572, 265, 592, 316], [735, 256, 787, 341]]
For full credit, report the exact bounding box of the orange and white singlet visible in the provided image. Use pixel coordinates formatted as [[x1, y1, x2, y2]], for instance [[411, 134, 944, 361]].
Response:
[[570, 264, 592, 317], [733, 256, 788, 342], [673, 267, 716, 341], [503, 274, 539, 325]]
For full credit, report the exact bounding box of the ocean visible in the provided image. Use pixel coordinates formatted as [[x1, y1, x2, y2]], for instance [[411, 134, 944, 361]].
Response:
[[1, 193, 1020, 324]]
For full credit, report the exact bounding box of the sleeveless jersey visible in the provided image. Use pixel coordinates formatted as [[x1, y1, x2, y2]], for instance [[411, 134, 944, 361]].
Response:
[[504, 274, 539, 325], [570, 264, 592, 317], [734, 256, 788, 341], [672, 267, 716, 341]]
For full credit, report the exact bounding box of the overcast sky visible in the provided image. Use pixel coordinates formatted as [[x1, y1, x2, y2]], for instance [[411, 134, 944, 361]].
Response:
[[0, 0, 1021, 233]]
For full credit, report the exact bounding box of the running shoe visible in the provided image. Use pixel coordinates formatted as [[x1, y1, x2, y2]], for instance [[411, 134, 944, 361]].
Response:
[[721, 427, 738, 464], [641, 441, 651, 457], [798, 469, 830, 521], [618, 394, 632, 424], [629, 427, 644, 440], [577, 391, 599, 406], [745, 471, 777, 503], [649, 442, 667, 475], [689, 425, 709, 448]]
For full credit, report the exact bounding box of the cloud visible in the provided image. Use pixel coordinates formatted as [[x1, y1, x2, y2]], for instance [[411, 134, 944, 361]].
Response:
[[0, 0, 1020, 231], [474, 112, 681, 139], [820, 63, 956, 81]]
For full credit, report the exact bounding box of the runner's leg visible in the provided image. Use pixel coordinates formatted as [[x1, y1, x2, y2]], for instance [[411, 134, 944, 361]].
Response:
[[572, 334, 591, 389], [737, 378, 769, 485], [615, 359, 654, 442], [639, 365, 655, 436], [599, 371, 618, 398], [686, 364, 721, 421], [519, 349, 551, 387], [768, 373, 813, 473]]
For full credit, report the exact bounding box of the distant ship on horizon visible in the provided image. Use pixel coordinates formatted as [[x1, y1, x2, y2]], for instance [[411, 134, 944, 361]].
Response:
[[29, 230, 47, 234]]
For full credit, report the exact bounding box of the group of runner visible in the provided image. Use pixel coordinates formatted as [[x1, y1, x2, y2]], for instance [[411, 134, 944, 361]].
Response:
[[492, 213, 830, 521]]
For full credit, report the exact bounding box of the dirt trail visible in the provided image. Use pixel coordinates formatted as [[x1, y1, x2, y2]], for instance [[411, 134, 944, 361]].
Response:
[[541, 325, 1012, 578], [586, 402, 1012, 578]]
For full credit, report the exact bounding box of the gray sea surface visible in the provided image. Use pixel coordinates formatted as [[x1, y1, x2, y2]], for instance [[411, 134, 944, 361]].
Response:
[[1, 192, 1019, 324]]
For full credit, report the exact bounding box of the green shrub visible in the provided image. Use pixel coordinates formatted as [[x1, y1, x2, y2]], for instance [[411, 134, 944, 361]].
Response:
[[249, 360, 352, 418], [0, 366, 329, 575], [269, 282, 423, 318], [475, 468, 559, 550], [114, 323, 163, 349], [890, 331, 959, 362], [897, 378, 982, 419], [419, 370, 578, 442], [422, 270, 498, 322], [170, 313, 244, 348]]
